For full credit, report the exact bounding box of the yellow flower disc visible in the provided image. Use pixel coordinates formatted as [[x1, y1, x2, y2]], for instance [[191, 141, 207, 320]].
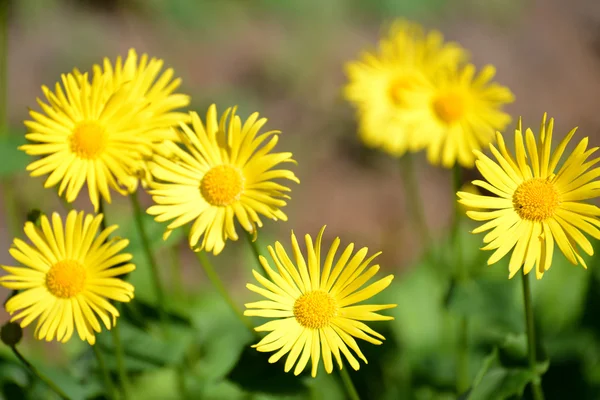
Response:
[[69, 122, 108, 160], [433, 92, 466, 124], [512, 178, 560, 222], [200, 165, 244, 206], [293, 290, 338, 329], [46, 260, 87, 298]]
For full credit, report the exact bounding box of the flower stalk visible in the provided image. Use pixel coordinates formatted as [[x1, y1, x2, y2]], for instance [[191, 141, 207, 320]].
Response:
[[130, 191, 168, 321], [522, 272, 545, 400], [98, 200, 130, 400], [194, 250, 256, 334], [339, 367, 361, 400], [453, 165, 469, 394], [92, 345, 116, 400], [245, 231, 268, 275], [399, 154, 431, 248], [12, 346, 70, 400]]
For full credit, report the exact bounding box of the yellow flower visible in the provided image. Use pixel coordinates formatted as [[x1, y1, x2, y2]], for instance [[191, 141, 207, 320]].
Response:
[[22, 69, 151, 211], [344, 19, 468, 156], [409, 64, 514, 168], [457, 114, 600, 279], [85, 48, 191, 186], [147, 105, 299, 255], [0, 210, 135, 344], [245, 227, 396, 377]]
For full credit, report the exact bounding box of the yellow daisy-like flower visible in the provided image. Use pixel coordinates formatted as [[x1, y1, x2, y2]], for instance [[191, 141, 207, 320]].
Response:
[[93, 48, 190, 141], [22, 69, 151, 211], [344, 19, 468, 156], [245, 227, 396, 377], [457, 114, 600, 279], [91, 49, 191, 184], [147, 104, 299, 255], [0, 210, 135, 344], [408, 64, 514, 168]]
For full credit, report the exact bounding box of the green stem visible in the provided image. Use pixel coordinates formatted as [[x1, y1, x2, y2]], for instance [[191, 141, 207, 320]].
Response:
[[92, 345, 116, 400], [399, 154, 431, 248], [168, 243, 189, 400], [129, 191, 168, 321], [175, 364, 188, 400], [98, 199, 130, 400], [245, 231, 268, 274], [170, 243, 184, 294], [111, 318, 130, 400], [522, 272, 545, 400], [338, 367, 360, 400], [452, 165, 469, 394], [0, 1, 19, 237], [452, 165, 465, 279], [194, 250, 255, 334], [11, 346, 71, 400]]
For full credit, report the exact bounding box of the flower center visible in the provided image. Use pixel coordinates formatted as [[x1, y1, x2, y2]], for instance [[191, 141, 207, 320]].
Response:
[[70, 122, 108, 160], [512, 178, 560, 221], [46, 260, 87, 298], [200, 165, 244, 206], [432, 92, 466, 123], [388, 74, 421, 106], [293, 290, 338, 329]]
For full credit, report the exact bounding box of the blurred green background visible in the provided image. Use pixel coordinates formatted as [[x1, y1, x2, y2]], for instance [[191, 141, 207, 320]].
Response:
[[3, 0, 600, 399]]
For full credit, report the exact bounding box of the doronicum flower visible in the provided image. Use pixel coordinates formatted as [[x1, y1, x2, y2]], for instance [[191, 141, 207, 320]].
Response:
[[90, 49, 191, 185], [147, 104, 299, 255], [344, 19, 468, 156], [457, 114, 600, 279], [408, 64, 514, 168], [245, 226, 396, 377], [22, 69, 151, 211], [0, 210, 135, 344]]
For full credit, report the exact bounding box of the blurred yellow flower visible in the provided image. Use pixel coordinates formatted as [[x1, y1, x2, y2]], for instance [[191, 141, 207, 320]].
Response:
[[245, 227, 395, 377], [457, 182, 481, 214], [22, 70, 150, 211], [344, 20, 468, 156], [458, 114, 600, 279], [147, 105, 299, 255], [0, 210, 135, 344], [409, 64, 514, 168]]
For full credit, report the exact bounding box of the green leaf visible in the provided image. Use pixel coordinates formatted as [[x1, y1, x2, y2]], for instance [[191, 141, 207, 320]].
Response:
[[34, 363, 104, 400], [0, 358, 27, 388], [468, 349, 549, 400], [116, 210, 185, 304], [183, 292, 253, 382], [385, 262, 460, 389], [388, 263, 451, 354], [227, 346, 309, 396], [532, 251, 590, 334], [96, 321, 196, 371], [0, 134, 28, 178], [186, 379, 247, 400], [129, 368, 180, 400], [447, 277, 522, 337]]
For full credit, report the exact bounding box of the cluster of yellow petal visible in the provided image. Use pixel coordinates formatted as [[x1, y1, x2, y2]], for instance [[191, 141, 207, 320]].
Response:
[[146, 104, 299, 255], [459, 114, 600, 279], [244, 227, 396, 377], [21, 49, 190, 211], [344, 20, 515, 168], [0, 210, 134, 344]]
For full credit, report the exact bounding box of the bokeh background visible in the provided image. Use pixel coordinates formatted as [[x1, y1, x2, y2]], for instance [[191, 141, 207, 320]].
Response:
[[3, 0, 600, 399]]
